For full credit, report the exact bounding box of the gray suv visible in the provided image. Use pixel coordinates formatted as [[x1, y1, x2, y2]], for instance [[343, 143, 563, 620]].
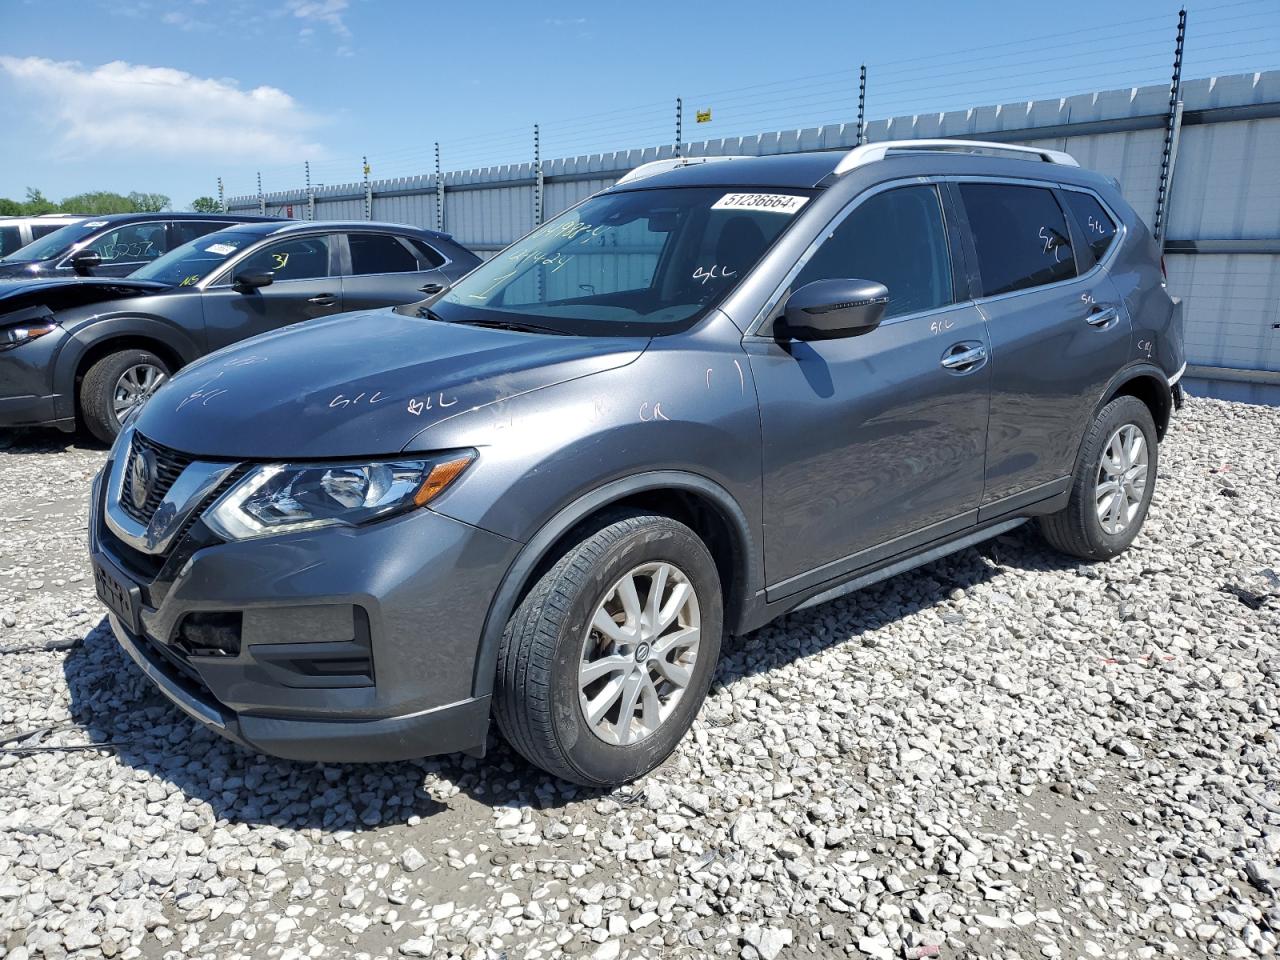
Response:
[[88, 140, 1185, 786]]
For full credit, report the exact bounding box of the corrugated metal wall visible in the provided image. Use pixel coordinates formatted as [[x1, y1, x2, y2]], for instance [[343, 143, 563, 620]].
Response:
[[229, 70, 1280, 377]]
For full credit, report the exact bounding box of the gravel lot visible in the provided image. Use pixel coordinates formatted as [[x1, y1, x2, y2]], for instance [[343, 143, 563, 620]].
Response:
[[1, 394, 1278, 960]]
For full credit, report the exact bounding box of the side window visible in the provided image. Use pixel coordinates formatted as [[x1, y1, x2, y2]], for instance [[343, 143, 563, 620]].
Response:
[[85, 222, 169, 264], [1061, 191, 1118, 263], [793, 184, 954, 320], [30, 224, 64, 240], [234, 236, 331, 282], [173, 220, 230, 246], [0, 227, 20, 256], [404, 237, 446, 269], [959, 183, 1076, 297], [348, 233, 421, 275]]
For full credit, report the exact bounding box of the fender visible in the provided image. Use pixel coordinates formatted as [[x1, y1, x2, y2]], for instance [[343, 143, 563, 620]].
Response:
[[50, 314, 204, 421], [468, 470, 759, 702], [1069, 360, 1172, 475]]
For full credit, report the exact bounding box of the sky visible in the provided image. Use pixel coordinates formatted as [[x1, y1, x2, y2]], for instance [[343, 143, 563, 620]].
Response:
[[0, 0, 1277, 208]]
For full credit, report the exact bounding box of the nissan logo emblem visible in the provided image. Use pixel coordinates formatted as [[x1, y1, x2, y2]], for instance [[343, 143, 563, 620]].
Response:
[[130, 448, 157, 511]]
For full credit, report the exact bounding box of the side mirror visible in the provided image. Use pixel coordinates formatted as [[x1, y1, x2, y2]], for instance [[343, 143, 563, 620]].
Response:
[[69, 250, 102, 275], [233, 270, 274, 292], [780, 278, 889, 340]]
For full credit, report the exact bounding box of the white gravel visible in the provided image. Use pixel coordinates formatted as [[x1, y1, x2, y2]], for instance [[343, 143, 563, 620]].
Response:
[[1, 394, 1278, 960]]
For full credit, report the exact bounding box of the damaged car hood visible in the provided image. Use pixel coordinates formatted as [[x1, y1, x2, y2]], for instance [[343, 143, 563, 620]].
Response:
[[133, 307, 646, 459], [0, 277, 170, 321]]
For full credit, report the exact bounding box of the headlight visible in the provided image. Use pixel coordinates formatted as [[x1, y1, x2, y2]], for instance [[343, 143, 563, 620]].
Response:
[[0, 320, 58, 350], [205, 451, 475, 541]]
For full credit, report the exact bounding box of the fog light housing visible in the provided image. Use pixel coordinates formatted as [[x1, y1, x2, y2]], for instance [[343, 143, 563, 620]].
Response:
[[173, 612, 242, 658]]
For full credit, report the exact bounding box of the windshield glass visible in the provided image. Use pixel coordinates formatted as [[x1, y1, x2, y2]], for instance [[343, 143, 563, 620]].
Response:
[[131, 230, 258, 286], [0, 219, 102, 262], [431, 186, 812, 336]]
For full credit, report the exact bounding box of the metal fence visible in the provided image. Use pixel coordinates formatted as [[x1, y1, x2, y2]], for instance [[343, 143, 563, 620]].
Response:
[[227, 69, 1280, 383]]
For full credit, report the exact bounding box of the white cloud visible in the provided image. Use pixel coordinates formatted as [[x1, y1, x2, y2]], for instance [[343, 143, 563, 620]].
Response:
[[287, 0, 351, 38], [0, 56, 325, 163]]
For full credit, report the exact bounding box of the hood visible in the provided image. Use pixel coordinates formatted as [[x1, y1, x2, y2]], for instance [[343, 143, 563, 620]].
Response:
[[134, 308, 647, 459], [0, 277, 169, 320]]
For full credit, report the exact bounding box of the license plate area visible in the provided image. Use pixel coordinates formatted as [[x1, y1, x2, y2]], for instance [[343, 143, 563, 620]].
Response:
[[93, 555, 141, 634]]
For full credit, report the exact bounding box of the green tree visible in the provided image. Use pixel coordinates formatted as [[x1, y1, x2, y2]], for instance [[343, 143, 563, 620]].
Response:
[[0, 187, 174, 215], [59, 191, 139, 215], [22, 187, 57, 214], [190, 196, 222, 213], [128, 191, 171, 212]]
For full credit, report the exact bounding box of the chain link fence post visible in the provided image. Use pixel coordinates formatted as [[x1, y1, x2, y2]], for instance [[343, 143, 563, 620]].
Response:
[[434, 142, 444, 233], [1153, 7, 1186, 244], [533, 124, 544, 226], [675, 98, 683, 158], [362, 156, 372, 220], [857, 65, 867, 146]]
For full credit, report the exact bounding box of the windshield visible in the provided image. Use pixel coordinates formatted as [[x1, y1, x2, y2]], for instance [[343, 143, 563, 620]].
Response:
[[431, 186, 812, 336], [131, 230, 258, 286], [0, 219, 101, 262]]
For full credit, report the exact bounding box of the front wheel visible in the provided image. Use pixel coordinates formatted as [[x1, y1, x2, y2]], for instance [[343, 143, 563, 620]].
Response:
[[493, 511, 723, 787], [80, 349, 170, 443], [1040, 395, 1158, 560]]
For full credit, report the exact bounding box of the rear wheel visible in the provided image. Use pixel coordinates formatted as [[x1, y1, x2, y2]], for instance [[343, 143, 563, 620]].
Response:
[[493, 511, 722, 787], [1040, 395, 1158, 560], [80, 349, 170, 443]]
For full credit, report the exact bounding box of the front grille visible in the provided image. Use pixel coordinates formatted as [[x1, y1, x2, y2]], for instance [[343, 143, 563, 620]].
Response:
[[120, 433, 194, 525]]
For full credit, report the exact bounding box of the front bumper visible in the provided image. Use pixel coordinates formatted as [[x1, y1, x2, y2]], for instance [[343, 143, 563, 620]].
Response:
[[0, 336, 71, 430], [0, 391, 71, 430], [89, 460, 519, 763], [108, 609, 492, 761]]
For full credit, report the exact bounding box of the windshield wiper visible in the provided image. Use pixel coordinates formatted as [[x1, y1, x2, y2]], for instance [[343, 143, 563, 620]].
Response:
[[451, 317, 569, 335]]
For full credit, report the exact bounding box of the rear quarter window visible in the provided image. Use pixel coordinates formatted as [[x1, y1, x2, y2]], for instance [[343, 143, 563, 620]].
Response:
[[959, 183, 1077, 297], [1062, 191, 1119, 263], [0, 227, 20, 256]]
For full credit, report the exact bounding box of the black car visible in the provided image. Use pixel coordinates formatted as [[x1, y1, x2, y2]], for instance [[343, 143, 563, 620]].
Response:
[[0, 221, 480, 441], [0, 212, 281, 280]]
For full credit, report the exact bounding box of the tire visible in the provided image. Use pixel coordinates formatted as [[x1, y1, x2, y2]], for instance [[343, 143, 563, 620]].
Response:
[[1039, 395, 1158, 560], [493, 511, 723, 787], [79, 349, 170, 444]]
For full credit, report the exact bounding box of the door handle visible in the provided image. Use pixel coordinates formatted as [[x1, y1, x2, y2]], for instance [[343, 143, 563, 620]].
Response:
[[307, 294, 337, 306], [418, 282, 445, 295], [940, 343, 988, 371], [1086, 306, 1120, 328]]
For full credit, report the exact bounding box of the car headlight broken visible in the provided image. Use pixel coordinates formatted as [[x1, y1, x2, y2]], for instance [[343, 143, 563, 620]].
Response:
[[205, 451, 475, 541]]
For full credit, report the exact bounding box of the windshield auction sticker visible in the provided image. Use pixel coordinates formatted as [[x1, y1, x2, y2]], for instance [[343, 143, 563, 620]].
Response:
[[712, 193, 809, 214]]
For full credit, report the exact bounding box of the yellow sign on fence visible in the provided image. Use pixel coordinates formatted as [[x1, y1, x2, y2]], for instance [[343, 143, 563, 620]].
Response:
[[696, 108, 712, 124]]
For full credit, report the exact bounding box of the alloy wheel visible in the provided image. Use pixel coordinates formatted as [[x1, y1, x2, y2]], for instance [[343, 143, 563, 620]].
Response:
[[112, 363, 166, 423], [577, 561, 701, 746], [1096, 423, 1149, 535]]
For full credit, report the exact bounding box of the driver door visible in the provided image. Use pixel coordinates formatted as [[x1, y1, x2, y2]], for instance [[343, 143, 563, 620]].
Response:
[[745, 182, 992, 599], [200, 234, 343, 352]]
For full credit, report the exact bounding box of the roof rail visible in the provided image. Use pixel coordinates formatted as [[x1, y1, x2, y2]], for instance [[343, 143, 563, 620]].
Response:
[[833, 139, 1078, 176], [616, 155, 749, 186]]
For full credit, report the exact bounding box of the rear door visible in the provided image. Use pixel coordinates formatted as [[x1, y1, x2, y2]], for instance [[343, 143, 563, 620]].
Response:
[[747, 182, 991, 598], [954, 180, 1131, 510], [339, 231, 453, 310], [199, 233, 342, 351]]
